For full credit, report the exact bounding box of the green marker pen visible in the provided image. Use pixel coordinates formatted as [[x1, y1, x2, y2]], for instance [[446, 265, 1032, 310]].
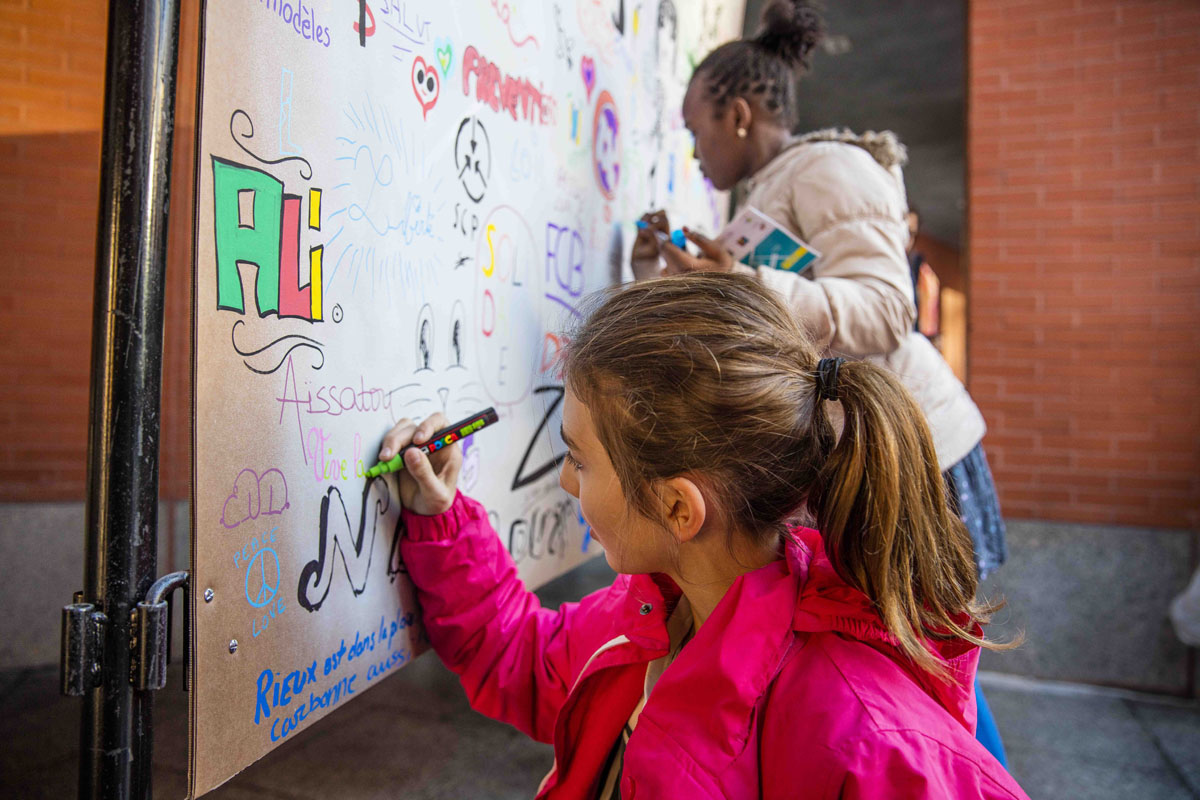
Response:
[[366, 407, 500, 478]]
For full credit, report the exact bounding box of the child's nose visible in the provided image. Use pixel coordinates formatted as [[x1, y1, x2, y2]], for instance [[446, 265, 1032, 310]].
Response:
[[558, 462, 579, 497]]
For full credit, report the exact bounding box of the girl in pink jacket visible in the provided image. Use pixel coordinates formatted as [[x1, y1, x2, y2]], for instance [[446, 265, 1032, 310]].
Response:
[[379, 273, 1029, 799], [635, 0, 1012, 765]]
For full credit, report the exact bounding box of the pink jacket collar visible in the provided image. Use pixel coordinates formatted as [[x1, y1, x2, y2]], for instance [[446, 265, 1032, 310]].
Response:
[[615, 527, 978, 763]]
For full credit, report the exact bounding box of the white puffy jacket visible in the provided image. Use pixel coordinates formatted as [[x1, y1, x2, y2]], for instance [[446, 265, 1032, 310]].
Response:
[[734, 129, 986, 469]]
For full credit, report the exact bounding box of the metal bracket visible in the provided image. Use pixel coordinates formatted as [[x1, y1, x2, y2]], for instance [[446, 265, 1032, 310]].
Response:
[[129, 571, 190, 692], [61, 593, 108, 696]]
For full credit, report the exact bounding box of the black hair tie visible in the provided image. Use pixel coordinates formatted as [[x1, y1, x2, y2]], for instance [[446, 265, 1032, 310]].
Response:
[[815, 357, 845, 401]]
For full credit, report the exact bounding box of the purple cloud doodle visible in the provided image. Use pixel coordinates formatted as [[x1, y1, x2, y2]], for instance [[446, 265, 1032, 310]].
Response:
[[221, 468, 290, 528]]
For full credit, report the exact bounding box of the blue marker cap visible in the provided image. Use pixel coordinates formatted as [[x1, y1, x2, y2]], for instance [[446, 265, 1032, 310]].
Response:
[[636, 220, 687, 249]]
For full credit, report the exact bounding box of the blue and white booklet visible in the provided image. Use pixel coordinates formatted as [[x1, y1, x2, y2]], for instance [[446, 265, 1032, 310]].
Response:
[[717, 206, 819, 273]]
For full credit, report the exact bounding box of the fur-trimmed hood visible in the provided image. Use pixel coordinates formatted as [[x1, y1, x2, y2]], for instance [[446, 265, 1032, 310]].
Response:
[[739, 124, 989, 468], [795, 127, 909, 170]]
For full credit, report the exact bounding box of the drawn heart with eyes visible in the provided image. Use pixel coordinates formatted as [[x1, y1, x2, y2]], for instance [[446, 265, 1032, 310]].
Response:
[[412, 56, 439, 119]]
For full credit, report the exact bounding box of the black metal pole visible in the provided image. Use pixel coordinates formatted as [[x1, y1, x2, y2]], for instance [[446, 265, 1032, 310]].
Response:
[[81, 0, 182, 797]]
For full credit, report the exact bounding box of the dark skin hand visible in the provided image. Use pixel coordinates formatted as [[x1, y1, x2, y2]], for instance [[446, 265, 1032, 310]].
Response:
[[631, 76, 796, 280], [631, 210, 670, 280], [660, 227, 734, 275], [632, 214, 734, 278]]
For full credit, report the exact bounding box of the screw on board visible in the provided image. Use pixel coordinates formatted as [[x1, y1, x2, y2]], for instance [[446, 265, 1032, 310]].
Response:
[[229, 639, 238, 654], [204, 588, 214, 603]]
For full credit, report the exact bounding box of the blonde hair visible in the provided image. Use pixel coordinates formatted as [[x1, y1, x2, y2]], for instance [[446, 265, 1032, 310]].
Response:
[[563, 273, 1008, 678]]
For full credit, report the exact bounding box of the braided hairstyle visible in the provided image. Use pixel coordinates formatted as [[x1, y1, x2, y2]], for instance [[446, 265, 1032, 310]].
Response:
[[694, 0, 825, 127]]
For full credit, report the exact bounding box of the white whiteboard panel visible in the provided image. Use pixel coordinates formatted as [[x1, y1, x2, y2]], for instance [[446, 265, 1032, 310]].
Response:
[[189, 0, 744, 794]]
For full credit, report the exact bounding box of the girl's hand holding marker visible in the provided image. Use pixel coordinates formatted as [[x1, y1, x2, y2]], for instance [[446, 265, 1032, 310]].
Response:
[[630, 210, 671, 279], [660, 225, 735, 275], [635, 218, 688, 249], [375, 410, 501, 516], [633, 214, 735, 278]]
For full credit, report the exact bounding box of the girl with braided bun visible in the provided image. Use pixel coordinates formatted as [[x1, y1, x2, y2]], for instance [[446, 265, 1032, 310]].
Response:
[[635, 0, 1012, 766], [378, 274, 1028, 799]]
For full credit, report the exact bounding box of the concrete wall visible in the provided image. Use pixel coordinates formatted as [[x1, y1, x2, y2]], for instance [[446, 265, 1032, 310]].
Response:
[[0, 501, 189, 670], [981, 520, 1197, 696]]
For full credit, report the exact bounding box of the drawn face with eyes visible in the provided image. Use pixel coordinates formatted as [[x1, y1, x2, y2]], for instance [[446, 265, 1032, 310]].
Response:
[[418, 319, 433, 370], [454, 115, 491, 204], [392, 301, 486, 490]]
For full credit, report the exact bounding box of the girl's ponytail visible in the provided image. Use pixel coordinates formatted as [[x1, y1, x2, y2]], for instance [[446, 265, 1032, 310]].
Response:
[[563, 273, 1012, 681], [755, 0, 825, 70], [811, 359, 994, 679], [691, 0, 825, 126]]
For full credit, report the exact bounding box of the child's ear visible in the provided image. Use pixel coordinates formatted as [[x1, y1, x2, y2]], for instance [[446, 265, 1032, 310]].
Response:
[[658, 476, 707, 544], [730, 97, 753, 135]]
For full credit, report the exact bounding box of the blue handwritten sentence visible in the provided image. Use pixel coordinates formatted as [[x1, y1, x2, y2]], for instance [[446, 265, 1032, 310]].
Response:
[[253, 609, 417, 741]]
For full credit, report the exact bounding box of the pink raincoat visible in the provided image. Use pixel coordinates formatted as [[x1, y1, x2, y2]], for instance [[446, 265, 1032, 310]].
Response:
[[401, 493, 1030, 799]]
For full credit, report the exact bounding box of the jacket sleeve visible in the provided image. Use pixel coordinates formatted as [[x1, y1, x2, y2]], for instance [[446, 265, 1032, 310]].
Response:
[[738, 145, 915, 357], [399, 491, 622, 744]]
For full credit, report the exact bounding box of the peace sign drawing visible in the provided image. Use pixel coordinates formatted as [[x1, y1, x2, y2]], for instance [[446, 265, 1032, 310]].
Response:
[[245, 547, 281, 608]]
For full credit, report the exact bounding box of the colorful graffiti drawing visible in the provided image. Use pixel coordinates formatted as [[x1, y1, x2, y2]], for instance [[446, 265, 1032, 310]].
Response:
[[434, 37, 453, 77], [296, 477, 401, 612], [462, 45, 555, 125], [592, 91, 620, 201], [353, 0, 375, 44], [475, 205, 542, 407], [411, 55, 439, 118], [489, 0, 538, 49], [580, 55, 596, 99], [454, 115, 491, 203], [221, 467, 291, 528], [212, 157, 324, 321]]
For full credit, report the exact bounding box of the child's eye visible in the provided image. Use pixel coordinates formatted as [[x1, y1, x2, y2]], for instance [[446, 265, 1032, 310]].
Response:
[[565, 452, 583, 471]]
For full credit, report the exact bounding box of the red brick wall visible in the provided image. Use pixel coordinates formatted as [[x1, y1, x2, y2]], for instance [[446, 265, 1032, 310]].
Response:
[[0, 0, 198, 502], [3, 0, 1198, 533], [969, 0, 1200, 528]]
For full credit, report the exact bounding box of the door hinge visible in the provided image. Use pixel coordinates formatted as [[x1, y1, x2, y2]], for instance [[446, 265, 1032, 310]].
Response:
[[130, 570, 190, 692], [61, 595, 107, 696]]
